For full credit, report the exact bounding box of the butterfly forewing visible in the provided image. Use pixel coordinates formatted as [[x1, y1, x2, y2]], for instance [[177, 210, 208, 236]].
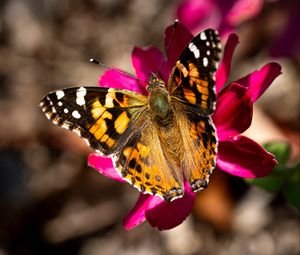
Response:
[[40, 87, 147, 155], [168, 29, 221, 115]]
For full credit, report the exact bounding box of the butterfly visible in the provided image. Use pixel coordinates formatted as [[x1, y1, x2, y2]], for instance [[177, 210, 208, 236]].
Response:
[[40, 28, 221, 202]]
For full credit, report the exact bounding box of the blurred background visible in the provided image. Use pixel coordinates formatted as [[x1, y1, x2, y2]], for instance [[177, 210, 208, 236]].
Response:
[[0, 0, 299, 254]]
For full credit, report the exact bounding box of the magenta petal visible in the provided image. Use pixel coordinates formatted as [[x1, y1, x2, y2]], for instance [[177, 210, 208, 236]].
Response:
[[132, 46, 169, 83], [236, 62, 282, 102], [215, 33, 239, 94], [213, 83, 253, 140], [123, 194, 162, 230], [123, 183, 196, 231], [88, 153, 125, 183], [176, 0, 220, 34], [146, 182, 195, 230], [164, 22, 193, 67], [99, 69, 147, 95], [217, 136, 277, 178]]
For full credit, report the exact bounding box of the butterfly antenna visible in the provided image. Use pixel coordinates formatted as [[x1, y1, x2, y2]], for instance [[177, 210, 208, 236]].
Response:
[[90, 58, 148, 85], [156, 19, 179, 79]]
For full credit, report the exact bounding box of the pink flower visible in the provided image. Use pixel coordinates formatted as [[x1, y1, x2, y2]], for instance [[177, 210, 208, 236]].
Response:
[[88, 23, 281, 230], [176, 0, 299, 59], [176, 0, 264, 37]]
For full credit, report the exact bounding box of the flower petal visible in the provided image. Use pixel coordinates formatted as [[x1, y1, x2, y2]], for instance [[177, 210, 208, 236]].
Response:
[[217, 136, 277, 178], [213, 82, 253, 140], [88, 153, 125, 183], [131, 46, 169, 83], [123, 193, 161, 230], [215, 33, 239, 94], [99, 69, 147, 95], [236, 62, 282, 102], [176, 0, 221, 34], [146, 182, 195, 230], [164, 22, 193, 67], [123, 182, 196, 230]]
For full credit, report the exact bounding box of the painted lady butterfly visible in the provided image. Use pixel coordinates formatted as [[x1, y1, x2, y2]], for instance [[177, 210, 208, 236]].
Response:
[[40, 28, 221, 202]]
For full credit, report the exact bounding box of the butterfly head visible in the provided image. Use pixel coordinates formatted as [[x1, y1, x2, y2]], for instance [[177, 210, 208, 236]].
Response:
[[147, 72, 166, 92]]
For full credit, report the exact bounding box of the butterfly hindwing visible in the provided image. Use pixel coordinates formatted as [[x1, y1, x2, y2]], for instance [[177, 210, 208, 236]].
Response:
[[168, 29, 221, 115], [114, 120, 184, 202], [180, 112, 217, 192], [40, 87, 147, 155]]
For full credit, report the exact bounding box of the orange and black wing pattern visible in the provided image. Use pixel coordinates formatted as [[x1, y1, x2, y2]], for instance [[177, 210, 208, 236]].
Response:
[[178, 112, 218, 192], [114, 121, 184, 202], [40, 87, 147, 155], [168, 29, 221, 115]]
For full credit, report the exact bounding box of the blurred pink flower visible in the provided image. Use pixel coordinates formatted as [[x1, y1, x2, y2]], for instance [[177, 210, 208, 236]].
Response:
[[176, 0, 264, 37], [176, 0, 299, 59], [88, 23, 281, 230]]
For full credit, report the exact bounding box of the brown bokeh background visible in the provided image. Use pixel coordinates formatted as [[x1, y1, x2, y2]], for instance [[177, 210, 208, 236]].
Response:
[[0, 0, 299, 254]]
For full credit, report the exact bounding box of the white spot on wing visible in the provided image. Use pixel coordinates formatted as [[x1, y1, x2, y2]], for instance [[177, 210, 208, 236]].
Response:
[[72, 110, 81, 119], [64, 108, 69, 113], [58, 101, 63, 106], [206, 50, 210, 56], [45, 112, 51, 119], [76, 87, 87, 106], [200, 32, 207, 40], [76, 97, 85, 106], [77, 87, 87, 96], [188, 42, 200, 58], [56, 90, 65, 100], [203, 57, 208, 67]]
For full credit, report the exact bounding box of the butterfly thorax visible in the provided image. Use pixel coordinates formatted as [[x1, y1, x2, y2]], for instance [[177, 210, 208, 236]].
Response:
[[148, 87, 173, 126]]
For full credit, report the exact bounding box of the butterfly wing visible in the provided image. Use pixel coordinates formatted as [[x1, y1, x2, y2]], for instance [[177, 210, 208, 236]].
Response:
[[114, 120, 184, 202], [168, 29, 221, 192], [168, 29, 221, 115], [40, 87, 147, 155], [174, 111, 217, 192], [40, 86, 183, 201]]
